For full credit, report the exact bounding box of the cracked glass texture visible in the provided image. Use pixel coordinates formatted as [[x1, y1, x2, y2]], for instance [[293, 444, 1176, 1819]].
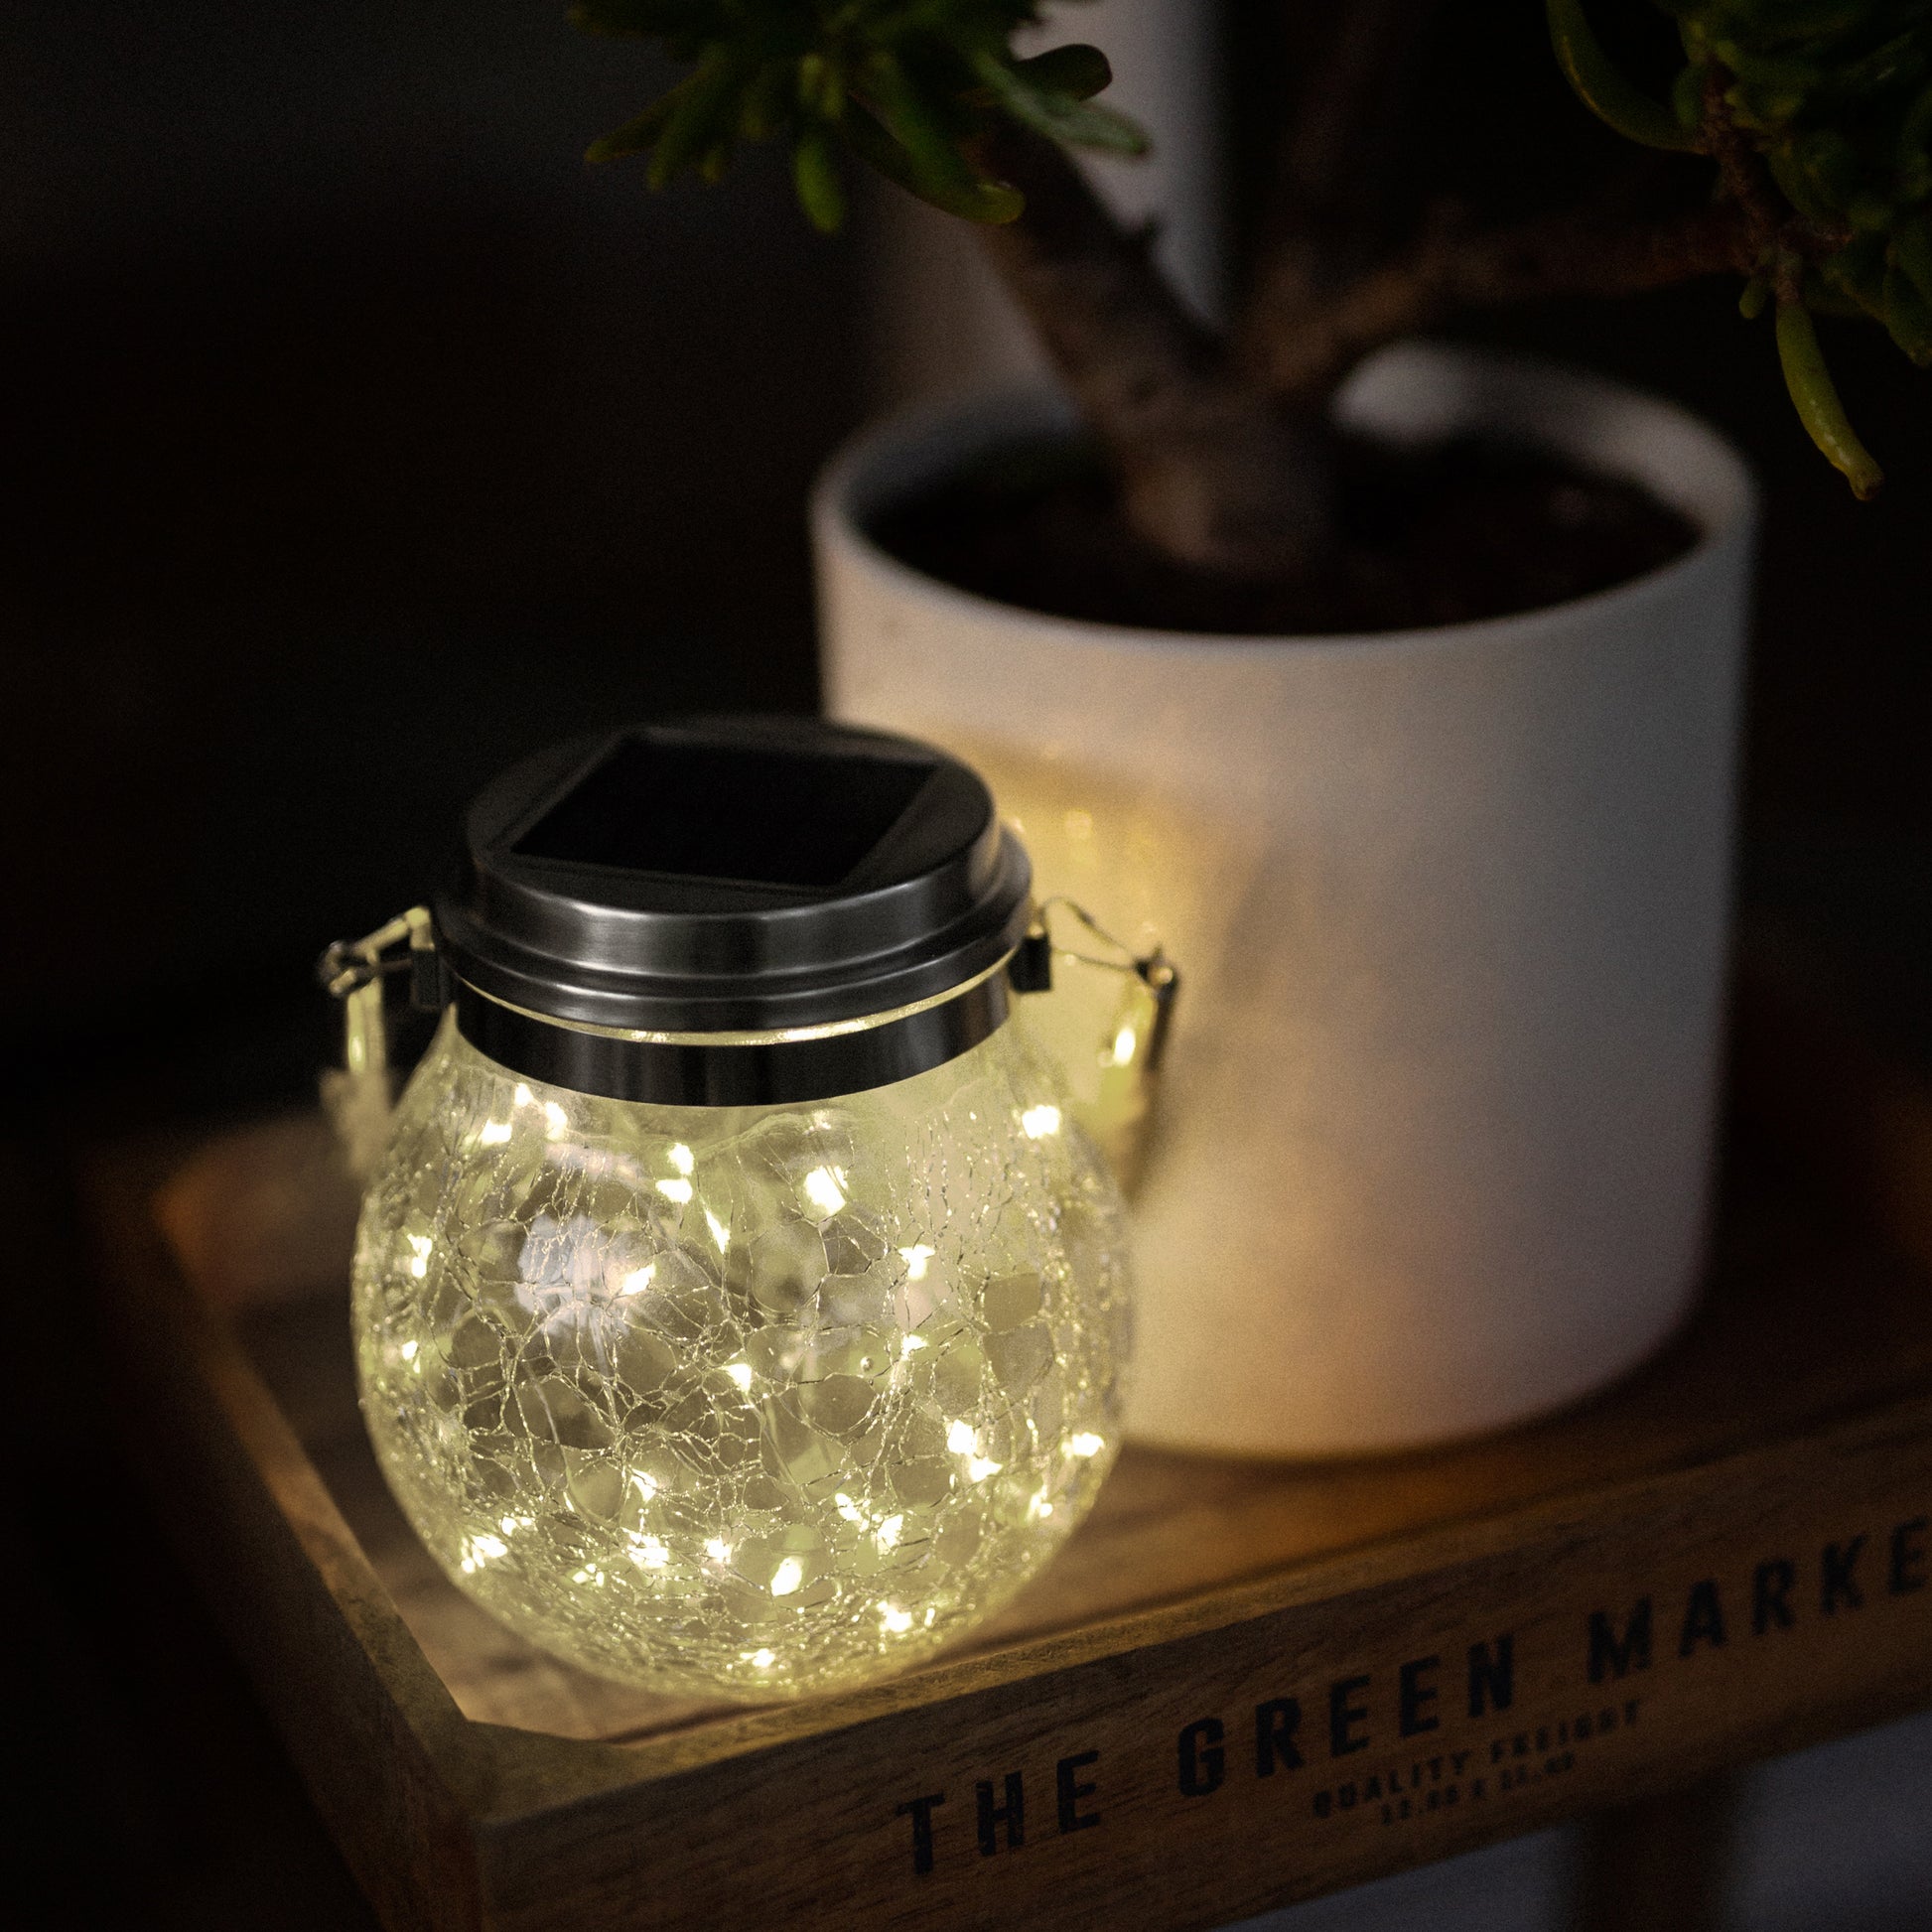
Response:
[[351, 1007, 1130, 1700]]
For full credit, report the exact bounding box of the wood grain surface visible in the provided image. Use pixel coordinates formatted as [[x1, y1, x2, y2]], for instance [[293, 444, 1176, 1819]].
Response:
[[81, 955, 1932, 1931]]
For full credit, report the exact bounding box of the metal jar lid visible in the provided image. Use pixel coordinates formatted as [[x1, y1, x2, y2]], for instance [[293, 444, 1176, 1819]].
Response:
[[432, 717, 1036, 1105]]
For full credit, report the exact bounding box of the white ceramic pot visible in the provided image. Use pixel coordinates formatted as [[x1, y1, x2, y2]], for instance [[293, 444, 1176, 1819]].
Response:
[[813, 343, 1757, 1458]]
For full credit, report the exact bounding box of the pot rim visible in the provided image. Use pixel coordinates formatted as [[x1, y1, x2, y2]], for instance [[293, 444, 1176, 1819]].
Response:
[[811, 339, 1760, 659]]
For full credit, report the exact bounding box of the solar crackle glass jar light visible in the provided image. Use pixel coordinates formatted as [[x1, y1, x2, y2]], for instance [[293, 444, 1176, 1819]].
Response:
[[321, 719, 1173, 1702]]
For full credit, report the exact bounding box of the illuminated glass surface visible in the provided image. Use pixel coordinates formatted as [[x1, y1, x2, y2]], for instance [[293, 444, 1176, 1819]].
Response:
[[352, 1009, 1129, 1700]]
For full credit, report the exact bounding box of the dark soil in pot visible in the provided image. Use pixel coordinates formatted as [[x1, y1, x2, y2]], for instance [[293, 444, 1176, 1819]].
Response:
[[867, 432, 1699, 636]]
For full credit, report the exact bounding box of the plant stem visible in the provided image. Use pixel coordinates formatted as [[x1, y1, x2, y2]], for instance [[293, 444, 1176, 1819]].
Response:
[[1246, 198, 1754, 405], [1248, 0, 1449, 296], [968, 124, 1334, 580]]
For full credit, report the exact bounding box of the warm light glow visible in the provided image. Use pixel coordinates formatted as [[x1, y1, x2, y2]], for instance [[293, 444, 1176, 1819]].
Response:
[[352, 1010, 1130, 1701], [1111, 1025, 1138, 1066], [461, 1532, 509, 1575], [802, 1167, 847, 1216], [1068, 1432, 1106, 1458]]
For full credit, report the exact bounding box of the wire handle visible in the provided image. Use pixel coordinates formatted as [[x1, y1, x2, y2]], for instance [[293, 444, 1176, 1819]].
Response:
[[1026, 897, 1181, 1077], [316, 906, 437, 1177]]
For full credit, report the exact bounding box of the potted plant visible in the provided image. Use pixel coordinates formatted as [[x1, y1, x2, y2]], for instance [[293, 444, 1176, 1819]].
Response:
[[571, 0, 1926, 1456]]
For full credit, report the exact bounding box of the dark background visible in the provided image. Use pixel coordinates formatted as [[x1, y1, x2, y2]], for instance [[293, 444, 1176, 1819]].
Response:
[[4, 2, 1926, 1925], [5, 0, 1929, 1118]]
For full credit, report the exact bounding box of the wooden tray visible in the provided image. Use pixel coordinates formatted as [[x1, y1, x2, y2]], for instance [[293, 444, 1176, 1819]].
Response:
[[80, 949, 1932, 1932]]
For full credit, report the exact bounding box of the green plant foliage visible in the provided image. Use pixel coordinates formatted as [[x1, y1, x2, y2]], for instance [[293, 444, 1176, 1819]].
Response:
[[574, 0, 1145, 233], [1550, 0, 1705, 149], [1671, 0, 1932, 332], [1553, 0, 1932, 490]]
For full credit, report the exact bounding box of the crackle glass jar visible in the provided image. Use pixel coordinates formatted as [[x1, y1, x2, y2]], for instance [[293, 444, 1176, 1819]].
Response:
[[327, 719, 1140, 1702]]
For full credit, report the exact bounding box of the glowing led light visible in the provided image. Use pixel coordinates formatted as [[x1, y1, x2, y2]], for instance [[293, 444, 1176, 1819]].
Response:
[[461, 1532, 509, 1574], [512, 1082, 533, 1106], [1112, 1025, 1138, 1066], [802, 1167, 847, 1216], [1068, 1432, 1107, 1458], [352, 1005, 1132, 1701]]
